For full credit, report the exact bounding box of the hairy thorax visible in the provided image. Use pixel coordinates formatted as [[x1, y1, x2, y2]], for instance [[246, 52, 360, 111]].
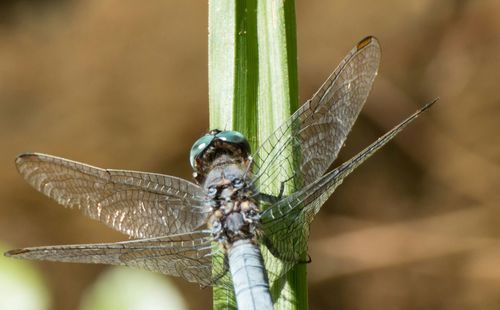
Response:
[[202, 154, 261, 249]]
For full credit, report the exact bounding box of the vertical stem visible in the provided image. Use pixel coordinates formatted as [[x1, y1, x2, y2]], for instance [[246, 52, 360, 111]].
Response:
[[209, 0, 305, 308], [257, 1, 305, 309], [209, 0, 258, 308], [209, 2, 259, 137], [208, 0, 236, 129], [208, 2, 236, 308]]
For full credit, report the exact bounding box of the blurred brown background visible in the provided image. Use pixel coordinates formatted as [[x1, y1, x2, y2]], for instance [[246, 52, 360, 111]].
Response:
[[1, 0, 499, 309]]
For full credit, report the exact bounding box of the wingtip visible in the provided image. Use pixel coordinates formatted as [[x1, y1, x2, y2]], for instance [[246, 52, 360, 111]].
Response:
[[15, 152, 37, 164], [16, 152, 38, 160], [420, 97, 440, 113], [4, 248, 29, 257], [357, 36, 379, 50], [15, 152, 46, 170]]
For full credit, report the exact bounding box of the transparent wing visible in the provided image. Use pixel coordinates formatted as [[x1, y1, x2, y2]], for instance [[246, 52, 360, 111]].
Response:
[[5, 231, 230, 287], [16, 153, 209, 239], [260, 101, 436, 265], [251, 36, 381, 196]]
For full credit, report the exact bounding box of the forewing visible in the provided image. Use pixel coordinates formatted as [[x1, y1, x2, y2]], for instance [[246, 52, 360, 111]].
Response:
[[260, 101, 436, 263], [251, 36, 381, 196], [16, 153, 209, 238], [5, 231, 226, 287]]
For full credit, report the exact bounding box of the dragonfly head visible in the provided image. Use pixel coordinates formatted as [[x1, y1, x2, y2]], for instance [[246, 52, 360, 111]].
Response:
[[190, 129, 252, 184]]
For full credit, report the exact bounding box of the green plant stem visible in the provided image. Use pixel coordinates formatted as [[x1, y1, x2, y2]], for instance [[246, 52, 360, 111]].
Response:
[[208, 0, 305, 309], [256, 1, 306, 309]]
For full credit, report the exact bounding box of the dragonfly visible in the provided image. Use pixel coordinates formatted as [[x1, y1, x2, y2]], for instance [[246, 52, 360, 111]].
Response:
[[5, 36, 435, 309]]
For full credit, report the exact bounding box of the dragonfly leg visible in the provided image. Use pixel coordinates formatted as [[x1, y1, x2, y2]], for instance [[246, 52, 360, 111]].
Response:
[[298, 254, 312, 264], [256, 192, 280, 204], [256, 173, 296, 204], [276, 172, 297, 200], [255, 171, 297, 204], [209, 254, 231, 287]]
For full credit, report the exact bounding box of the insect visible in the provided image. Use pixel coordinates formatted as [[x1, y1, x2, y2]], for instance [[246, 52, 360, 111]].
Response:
[[5, 36, 435, 309]]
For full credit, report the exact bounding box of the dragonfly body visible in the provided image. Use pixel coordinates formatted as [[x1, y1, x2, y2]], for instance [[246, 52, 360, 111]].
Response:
[[195, 130, 260, 247], [195, 130, 273, 308], [5, 36, 436, 309], [228, 240, 273, 309]]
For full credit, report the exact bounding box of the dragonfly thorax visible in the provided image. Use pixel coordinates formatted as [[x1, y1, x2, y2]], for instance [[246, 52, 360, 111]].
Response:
[[204, 163, 260, 247]]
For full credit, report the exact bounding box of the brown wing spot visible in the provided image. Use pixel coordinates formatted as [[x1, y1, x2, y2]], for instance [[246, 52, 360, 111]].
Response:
[[356, 36, 374, 50]]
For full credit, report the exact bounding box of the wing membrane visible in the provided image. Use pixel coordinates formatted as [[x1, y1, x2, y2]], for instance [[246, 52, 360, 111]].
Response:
[[261, 101, 436, 263], [251, 36, 381, 196], [16, 153, 209, 238], [5, 231, 228, 287]]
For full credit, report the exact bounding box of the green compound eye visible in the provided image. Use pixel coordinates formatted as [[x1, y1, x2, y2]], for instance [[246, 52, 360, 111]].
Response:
[[216, 131, 247, 144], [189, 134, 215, 170], [189, 130, 251, 171]]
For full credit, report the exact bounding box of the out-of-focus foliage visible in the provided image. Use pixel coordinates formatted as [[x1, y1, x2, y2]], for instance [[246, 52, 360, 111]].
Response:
[[79, 267, 187, 310], [0, 243, 50, 310], [0, 0, 499, 309]]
